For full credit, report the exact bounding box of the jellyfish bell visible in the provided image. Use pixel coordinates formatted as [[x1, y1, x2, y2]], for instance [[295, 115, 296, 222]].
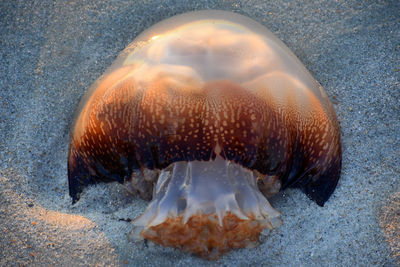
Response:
[[68, 10, 341, 258]]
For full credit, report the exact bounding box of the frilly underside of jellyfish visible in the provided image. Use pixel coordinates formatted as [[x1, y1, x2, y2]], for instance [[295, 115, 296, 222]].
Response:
[[67, 10, 341, 259]]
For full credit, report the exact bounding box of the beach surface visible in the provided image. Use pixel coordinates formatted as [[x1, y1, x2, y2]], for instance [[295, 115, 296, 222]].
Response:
[[1, 1, 399, 266]]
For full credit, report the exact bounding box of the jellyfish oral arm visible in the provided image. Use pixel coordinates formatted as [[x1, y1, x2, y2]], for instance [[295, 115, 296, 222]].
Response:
[[130, 156, 282, 258]]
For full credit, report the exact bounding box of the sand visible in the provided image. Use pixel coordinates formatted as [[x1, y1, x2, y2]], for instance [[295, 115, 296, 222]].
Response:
[[1, 0, 399, 266]]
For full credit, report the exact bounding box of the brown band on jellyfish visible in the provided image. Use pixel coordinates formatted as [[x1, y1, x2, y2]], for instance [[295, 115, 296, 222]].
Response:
[[68, 10, 341, 259]]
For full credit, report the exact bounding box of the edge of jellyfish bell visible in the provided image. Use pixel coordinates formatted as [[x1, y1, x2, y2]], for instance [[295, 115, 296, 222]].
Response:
[[67, 145, 122, 204], [68, 145, 92, 204], [302, 157, 342, 207], [282, 146, 342, 207]]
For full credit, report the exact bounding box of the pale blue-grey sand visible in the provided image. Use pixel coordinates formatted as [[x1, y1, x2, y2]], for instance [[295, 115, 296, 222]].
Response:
[[1, 1, 399, 266]]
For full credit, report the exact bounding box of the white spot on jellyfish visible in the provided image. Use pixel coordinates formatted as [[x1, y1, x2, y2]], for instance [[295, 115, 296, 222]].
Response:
[[214, 143, 222, 155]]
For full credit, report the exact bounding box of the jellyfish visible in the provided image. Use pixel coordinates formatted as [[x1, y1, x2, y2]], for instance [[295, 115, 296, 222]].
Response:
[[67, 10, 341, 258]]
